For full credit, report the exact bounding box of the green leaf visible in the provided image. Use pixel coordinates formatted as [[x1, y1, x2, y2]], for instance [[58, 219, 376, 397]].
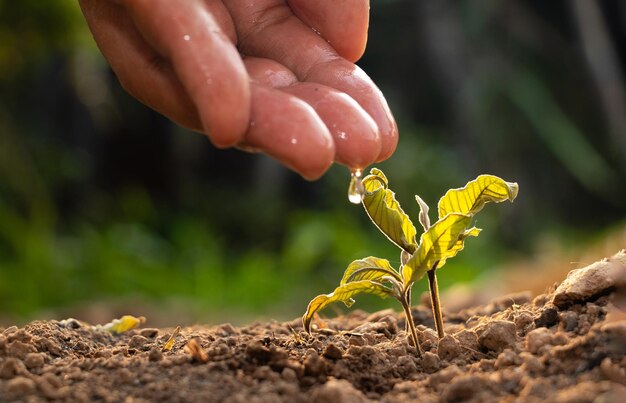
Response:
[[437, 175, 519, 219], [340, 256, 402, 285], [362, 168, 418, 254], [302, 280, 393, 333], [402, 213, 472, 284]]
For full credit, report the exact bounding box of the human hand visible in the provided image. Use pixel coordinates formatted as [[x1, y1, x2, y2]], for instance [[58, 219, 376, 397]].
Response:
[[79, 0, 398, 180]]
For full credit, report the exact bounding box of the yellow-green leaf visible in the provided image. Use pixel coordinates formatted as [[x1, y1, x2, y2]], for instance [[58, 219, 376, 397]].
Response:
[[162, 326, 181, 351], [362, 168, 418, 253], [437, 227, 481, 269], [302, 280, 393, 333], [402, 213, 472, 284], [101, 315, 146, 334], [340, 256, 401, 285], [438, 175, 519, 219]]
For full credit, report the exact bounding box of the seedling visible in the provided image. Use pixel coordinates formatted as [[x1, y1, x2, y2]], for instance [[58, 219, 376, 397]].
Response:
[[303, 169, 518, 355]]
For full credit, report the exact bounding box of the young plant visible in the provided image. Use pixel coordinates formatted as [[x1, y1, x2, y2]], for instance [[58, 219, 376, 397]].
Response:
[[302, 169, 518, 355]]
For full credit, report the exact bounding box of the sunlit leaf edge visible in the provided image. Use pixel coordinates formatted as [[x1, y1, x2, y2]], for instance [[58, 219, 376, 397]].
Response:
[[340, 256, 401, 285], [302, 280, 393, 333], [437, 175, 519, 219], [362, 168, 418, 254]]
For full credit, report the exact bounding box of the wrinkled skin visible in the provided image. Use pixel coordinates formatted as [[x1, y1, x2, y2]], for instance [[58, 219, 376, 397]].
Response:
[[79, 0, 398, 179]]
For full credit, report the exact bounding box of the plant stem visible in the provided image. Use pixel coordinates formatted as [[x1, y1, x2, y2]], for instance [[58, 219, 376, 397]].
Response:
[[401, 299, 423, 356], [427, 266, 445, 339], [404, 284, 412, 333]]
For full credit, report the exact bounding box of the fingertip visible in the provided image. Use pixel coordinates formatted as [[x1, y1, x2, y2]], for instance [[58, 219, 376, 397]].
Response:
[[376, 117, 398, 162], [305, 61, 398, 163], [245, 85, 335, 180], [282, 82, 381, 169], [198, 85, 250, 148]]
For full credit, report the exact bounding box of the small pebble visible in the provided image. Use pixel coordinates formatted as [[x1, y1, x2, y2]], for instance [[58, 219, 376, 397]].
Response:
[[139, 328, 159, 338], [348, 335, 365, 347], [322, 343, 343, 360], [129, 334, 149, 350], [535, 306, 559, 328]]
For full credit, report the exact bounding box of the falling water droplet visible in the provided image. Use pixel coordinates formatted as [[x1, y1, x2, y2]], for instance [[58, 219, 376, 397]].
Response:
[[348, 169, 365, 204]]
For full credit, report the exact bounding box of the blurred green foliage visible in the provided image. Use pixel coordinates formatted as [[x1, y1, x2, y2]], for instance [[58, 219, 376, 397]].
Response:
[[1, 1, 625, 325]]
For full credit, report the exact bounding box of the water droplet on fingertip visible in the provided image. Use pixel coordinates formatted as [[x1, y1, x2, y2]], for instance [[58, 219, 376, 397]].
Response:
[[348, 169, 365, 204]]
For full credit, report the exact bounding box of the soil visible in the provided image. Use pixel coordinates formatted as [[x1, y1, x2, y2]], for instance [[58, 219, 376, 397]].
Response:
[[1, 250, 625, 402]]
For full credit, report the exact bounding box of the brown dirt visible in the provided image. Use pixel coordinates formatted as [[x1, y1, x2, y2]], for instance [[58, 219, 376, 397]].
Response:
[[1, 251, 625, 402]]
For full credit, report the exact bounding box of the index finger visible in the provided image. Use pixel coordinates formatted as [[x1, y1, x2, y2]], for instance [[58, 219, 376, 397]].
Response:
[[120, 0, 250, 148]]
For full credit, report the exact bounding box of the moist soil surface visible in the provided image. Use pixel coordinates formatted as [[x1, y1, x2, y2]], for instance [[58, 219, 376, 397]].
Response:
[[1, 251, 625, 402]]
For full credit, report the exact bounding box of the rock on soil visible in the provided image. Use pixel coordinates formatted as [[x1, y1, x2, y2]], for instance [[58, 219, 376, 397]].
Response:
[[553, 249, 625, 308], [1, 251, 625, 402]]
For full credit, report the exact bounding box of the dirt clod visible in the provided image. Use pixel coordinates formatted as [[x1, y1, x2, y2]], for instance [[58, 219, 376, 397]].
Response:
[[6, 340, 36, 359], [495, 349, 519, 369], [478, 320, 517, 353], [441, 375, 487, 403], [525, 327, 552, 354], [5, 376, 36, 396], [534, 306, 559, 328], [437, 334, 461, 361], [312, 378, 369, 403], [420, 351, 440, 373], [23, 352, 45, 369]]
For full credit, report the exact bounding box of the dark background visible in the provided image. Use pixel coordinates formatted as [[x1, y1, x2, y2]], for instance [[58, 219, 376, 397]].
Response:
[[1, 0, 625, 326]]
